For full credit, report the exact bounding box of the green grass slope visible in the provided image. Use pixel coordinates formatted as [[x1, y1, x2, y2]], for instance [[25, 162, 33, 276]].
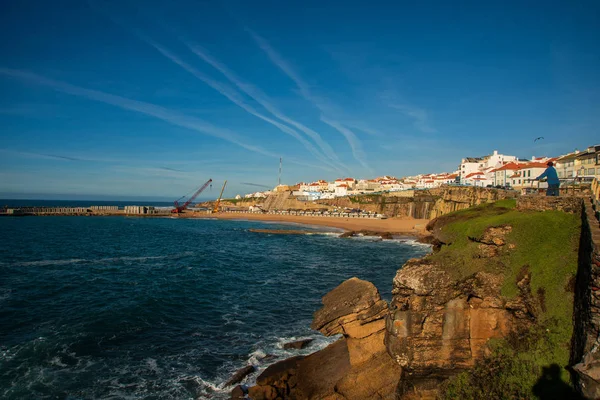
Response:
[[428, 199, 582, 399]]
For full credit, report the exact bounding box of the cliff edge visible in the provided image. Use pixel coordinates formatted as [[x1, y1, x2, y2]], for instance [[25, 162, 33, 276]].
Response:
[[243, 197, 584, 400]]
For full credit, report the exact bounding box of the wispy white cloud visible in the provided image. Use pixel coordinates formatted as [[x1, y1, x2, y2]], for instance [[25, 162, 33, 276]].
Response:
[[320, 117, 371, 172], [104, 22, 343, 174], [184, 43, 349, 173], [0, 149, 85, 162], [0, 68, 277, 158], [159, 166, 185, 172], [246, 29, 371, 171], [389, 104, 437, 133], [240, 182, 272, 189]]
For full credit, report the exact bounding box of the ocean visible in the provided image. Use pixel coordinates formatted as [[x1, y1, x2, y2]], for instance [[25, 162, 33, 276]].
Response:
[[0, 215, 430, 399]]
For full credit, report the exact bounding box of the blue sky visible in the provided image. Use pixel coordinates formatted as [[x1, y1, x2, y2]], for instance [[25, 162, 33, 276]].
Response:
[[1, 0, 599, 200]]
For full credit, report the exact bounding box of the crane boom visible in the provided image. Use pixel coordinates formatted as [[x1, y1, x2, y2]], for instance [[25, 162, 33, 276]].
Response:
[[172, 179, 212, 213], [213, 180, 227, 213]]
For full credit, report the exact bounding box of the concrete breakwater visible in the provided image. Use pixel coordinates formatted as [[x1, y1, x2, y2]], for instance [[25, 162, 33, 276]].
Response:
[[1, 205, 169, 216]]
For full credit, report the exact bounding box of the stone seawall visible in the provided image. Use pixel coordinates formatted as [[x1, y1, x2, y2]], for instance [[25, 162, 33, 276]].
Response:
[[516, 196, 583, 214], [571, 182, 600, 398]]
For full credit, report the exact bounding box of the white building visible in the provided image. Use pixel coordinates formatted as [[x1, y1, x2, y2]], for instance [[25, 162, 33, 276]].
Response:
[[493, 162, 521, 186], [335, 184, 349, 197], [316, 180, 329, 191], [555, 152, 579, 179], [355, 179, 382, 192], [434, 173, 459, 187], [298, 182, 310, 192], [335, 178, 356, 189], [462, 172, 491, 186], [460, 150, 517, 184]]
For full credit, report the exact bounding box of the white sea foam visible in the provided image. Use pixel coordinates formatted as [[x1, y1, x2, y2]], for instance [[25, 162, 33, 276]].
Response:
[[306, 231, 341, 237], [222, 313, 245, 326], [248, 349, 267, 365], [7, 252, 195, 267], [401, 238, 433, 249], [234, 332, 341, 390], [49, 356, 68, 367]]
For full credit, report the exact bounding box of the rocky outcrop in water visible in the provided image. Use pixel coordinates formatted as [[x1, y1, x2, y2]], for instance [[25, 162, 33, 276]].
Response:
[[245, 278, 401, 399]]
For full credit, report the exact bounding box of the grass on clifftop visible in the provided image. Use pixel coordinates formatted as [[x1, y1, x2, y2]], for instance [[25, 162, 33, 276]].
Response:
[[431, 199, 581, 399]]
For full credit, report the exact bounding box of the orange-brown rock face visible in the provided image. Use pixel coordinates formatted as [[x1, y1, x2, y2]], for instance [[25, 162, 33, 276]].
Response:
[[246, 277, 401, 400], [385, 259, 528, 399], [309, 277, 401, 400]]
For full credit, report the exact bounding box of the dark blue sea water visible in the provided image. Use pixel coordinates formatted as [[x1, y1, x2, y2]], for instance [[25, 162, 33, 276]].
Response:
[[0, 216, 430, 399]]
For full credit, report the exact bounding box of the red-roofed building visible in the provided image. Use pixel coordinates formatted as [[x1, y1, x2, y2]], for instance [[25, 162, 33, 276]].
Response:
[[493, 162, 522, 186], [509, 161, 551, 189], [463, 171, 491, 187], [460, 150, 518, 184], [334, 178, 356, 189]]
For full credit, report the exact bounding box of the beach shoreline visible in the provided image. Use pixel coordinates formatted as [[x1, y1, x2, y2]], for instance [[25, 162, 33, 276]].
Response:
[[183, 212, 430, 237]]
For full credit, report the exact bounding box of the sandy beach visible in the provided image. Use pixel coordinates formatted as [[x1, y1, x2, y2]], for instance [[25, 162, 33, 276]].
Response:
[[184, 212, 430, 236]]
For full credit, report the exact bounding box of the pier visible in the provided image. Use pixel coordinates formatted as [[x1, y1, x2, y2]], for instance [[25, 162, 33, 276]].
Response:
[[0, 205, 172, 216]]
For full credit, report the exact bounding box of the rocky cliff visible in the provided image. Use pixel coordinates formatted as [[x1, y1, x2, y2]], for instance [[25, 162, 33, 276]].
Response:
[[386, 198, 581, 399], [211, 187, 517, 220], [317, 187, 516, 220], [242, 197, 582, 399]]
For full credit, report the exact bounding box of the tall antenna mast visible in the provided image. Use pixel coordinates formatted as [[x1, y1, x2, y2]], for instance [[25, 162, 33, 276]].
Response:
[[278, 157, 282, 186]]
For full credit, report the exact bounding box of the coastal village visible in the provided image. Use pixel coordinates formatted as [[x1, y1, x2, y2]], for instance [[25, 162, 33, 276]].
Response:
[[3, 144, 598, 218], [238, 144, 600, 200]]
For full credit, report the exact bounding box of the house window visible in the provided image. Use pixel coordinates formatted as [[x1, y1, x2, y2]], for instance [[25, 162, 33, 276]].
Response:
[[587, 168, 595, 175]]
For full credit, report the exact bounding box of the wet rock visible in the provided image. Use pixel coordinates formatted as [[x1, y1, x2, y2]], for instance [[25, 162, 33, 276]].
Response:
[[282, 338, 313, 350], [340, 230, 394, 239], [247, 384, 278, 400], [256, 356, 305, 386], [295, 338, 351, 399], [247, 356, 305, 400], [225, 365, 255, 387], [247, 278, 400, 400], [230, 384, 246, 399], [379, 232, 394, 240], [178, 377, 205, 398]]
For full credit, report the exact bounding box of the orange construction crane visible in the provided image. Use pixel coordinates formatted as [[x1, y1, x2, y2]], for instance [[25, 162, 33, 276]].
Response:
[[213, 180, 227, 213]]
